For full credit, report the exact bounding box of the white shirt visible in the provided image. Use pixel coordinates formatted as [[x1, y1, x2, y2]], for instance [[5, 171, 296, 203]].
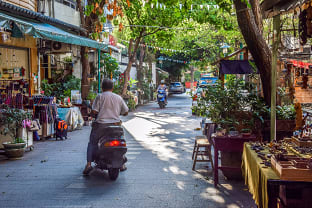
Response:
[[92, 91, 129, 124]]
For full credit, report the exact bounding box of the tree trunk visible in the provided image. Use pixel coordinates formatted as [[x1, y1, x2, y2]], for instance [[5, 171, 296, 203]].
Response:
[[121, 34, 143, 97], [137, 44, 145, 90], [190, 65, 194, 90], [81, 46, 90, 99], [234, 0, 272, 105], [250, 0, 263, 34]]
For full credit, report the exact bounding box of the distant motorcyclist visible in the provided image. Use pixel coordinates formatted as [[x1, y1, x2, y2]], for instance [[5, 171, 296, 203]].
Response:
[[157, 80, 168, 103]]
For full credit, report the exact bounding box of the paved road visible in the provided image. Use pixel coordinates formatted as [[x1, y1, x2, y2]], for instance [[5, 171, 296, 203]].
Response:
[[0, 93, 255, 208]]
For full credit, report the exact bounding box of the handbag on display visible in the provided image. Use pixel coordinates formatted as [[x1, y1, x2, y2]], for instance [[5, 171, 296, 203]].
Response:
[[30, 119, 41, 131]]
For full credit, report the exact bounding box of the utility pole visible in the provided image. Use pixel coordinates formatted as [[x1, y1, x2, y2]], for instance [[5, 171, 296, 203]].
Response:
[[270, 14, 280, 141]]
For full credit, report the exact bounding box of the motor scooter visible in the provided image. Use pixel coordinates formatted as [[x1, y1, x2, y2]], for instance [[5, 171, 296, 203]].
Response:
[[93, 125, 127, 180], [157, 89, 167, 109]]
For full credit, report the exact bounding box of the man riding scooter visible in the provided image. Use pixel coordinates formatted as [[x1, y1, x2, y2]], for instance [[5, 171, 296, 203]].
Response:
[[157, 80, 168, 103], [83, 79, 129, 175]]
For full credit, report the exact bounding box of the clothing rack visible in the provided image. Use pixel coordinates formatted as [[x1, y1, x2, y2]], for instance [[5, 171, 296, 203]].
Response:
[[31, 95, 57, 138]]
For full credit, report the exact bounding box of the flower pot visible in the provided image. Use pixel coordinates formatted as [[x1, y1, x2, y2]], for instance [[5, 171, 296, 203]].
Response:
[[2, 142, 26, 149], [242, 132, 252, 137], [5, 148, 25, 159], [2, 142, 26, 159]]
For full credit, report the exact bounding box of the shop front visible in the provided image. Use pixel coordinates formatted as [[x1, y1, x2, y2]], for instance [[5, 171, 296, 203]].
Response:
[[0, 5, 105, 153]]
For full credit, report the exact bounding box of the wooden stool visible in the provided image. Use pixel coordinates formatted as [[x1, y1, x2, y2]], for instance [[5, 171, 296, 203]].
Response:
[[192, 136, 214, 171]]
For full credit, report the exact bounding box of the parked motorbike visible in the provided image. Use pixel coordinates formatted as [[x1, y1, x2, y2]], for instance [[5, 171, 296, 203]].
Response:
[[93, 126, 127, 180], [157, 89, 167, 109]]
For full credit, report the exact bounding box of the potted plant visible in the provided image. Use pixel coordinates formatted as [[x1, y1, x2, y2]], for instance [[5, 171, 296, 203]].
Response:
[[200, 76, 261, 179], [260, 104, 296, 141], [215, 127, 225, 136], [241, 128, 252, 137], [228, 126, 239, 136], [0, 105, 32, 159]]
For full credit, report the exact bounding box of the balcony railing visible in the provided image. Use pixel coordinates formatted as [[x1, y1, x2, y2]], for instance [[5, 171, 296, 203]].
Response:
[[55, 0, 76, 10], [3, 0, 37, 11]]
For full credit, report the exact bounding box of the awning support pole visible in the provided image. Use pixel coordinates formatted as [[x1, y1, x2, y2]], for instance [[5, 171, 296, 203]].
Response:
[[270, 14, 280, 141], [98, 49, 101, 93]]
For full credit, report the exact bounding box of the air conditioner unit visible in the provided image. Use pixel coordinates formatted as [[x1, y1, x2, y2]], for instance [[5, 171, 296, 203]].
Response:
[[51, 42, 70, 53]]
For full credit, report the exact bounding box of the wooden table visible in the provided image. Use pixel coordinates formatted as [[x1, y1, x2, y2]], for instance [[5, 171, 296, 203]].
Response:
[[242, 143, 312, 208], [211, 135, 257, 187]]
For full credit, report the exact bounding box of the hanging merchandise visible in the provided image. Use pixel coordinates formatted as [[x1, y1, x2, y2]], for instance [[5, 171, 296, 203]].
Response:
[[31, 95, 57, 139], [299, 9, 308, 45], [0, 79, 29, 108], [306, 6, 312, 37]]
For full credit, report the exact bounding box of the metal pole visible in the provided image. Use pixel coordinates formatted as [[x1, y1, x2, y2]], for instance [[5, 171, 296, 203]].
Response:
[[38, 50, 41, 93], [98, 49, 101, 93], [270, 14, 280, 141]]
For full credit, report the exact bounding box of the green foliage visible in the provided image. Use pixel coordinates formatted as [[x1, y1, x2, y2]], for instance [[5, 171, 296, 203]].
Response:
[[194, 70, 201, 81], [63, 56, 72, 63], [0, 105, 32, 142], [101, 53, 120, 79], [129, 78, 138, 88], [198, 76, 296, 133], [113, 81, 123, 95], [41, 76, 81, 99], [127, 97, 136, 111], [84, 4, 94, 16], [199, 76, 264, 132], [86, 91, 97, 101], [125, 91, 136, 111], [276, 105, 296, 120], [140, 81, 151, 100]]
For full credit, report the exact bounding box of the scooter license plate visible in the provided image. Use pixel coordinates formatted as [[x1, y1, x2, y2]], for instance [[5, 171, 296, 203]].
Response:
[[158, 95, 164, 98]]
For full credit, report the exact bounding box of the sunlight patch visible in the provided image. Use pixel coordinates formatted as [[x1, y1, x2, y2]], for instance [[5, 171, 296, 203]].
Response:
[[169, 166, 188, 176], [123, 117, 179, 161], [175, 181, 185, 190]]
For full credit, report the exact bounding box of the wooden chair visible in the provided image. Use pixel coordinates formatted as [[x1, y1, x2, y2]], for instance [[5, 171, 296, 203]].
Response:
[[192, 135, 214, 171]]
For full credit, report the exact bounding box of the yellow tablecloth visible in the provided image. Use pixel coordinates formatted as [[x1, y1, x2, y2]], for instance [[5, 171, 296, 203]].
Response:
[[242, 143, 279, 208]]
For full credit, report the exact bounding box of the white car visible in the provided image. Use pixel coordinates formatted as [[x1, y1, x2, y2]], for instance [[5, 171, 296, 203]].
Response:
[[169, 82, 185, 94]]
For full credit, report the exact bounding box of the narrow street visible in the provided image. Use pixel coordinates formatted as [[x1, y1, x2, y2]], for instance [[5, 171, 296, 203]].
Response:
[[0, 94, 255, 208]]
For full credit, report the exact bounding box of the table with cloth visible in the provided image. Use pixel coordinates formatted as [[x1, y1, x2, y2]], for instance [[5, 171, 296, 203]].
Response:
[[242, 143, 279, 208], [242, 143, 312, 208], [57, 107, 84, 131]]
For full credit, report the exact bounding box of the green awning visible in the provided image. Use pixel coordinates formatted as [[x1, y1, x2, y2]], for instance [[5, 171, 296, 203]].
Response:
[[0, 12, 106, 49]]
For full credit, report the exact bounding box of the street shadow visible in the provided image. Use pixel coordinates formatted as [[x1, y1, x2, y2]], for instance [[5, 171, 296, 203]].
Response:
[[122, 103, 256, 207]]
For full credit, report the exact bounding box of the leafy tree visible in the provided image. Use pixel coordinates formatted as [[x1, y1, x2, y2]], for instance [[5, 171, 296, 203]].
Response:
[[148, 4, 242, 84], [76, 0, 123, 99], [100, 53, 120, 79], [116, 0, 189, 97], [232, 0, 272, 105]]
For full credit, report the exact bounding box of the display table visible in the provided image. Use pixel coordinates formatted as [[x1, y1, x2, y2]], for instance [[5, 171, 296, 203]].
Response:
[[242, 143, 312, 208], [212, 135, 258, 187], [57, 107, 84, 131], [242, 143, 279, 208]]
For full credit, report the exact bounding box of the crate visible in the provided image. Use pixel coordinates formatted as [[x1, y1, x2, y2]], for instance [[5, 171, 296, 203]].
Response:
[[291, 136, 312, 147], [271, 155, 312, 181]]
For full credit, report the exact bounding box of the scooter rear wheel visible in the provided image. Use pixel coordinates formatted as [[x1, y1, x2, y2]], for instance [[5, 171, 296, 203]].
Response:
[[108, 168, 119, 180], [159, 102, 165, 109]]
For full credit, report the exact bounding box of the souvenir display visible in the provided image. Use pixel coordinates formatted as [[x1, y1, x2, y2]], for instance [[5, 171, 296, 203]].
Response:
[[271, 154, 312, 181]]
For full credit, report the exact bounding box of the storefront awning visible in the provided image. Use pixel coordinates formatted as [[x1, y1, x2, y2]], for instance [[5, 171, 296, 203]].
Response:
[[0, 12, 106, 49], [220, 60, 259, 74]]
